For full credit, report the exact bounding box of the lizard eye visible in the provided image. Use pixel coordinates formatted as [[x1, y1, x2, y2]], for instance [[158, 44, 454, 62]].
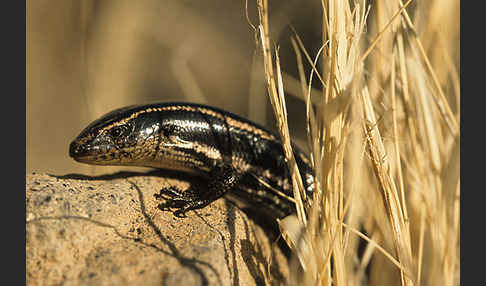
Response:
[[110, 125, 129, 138]]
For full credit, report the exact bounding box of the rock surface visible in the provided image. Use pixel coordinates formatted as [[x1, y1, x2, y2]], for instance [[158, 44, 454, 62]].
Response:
[[26, 171, 289, 286]]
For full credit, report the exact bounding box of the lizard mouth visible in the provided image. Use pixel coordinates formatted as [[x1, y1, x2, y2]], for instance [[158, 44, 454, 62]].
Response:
[[69, 141, 117, 164]]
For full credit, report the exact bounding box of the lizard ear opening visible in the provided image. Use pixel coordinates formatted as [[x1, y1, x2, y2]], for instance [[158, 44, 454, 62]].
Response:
[[161, 125, 173, 138], [162, 124, 185, 138], [161, 124, 191, 147]]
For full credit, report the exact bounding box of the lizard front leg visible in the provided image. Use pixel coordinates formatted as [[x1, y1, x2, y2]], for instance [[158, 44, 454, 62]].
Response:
[[155, 163, 241, 217]]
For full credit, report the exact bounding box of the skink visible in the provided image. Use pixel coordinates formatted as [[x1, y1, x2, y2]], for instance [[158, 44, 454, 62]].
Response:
[[69, 102, 314, 221]]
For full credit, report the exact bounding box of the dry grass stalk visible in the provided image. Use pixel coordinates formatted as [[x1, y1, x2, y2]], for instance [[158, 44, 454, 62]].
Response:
[[256, 0, 308, 226], [254, 0, 459, 285]]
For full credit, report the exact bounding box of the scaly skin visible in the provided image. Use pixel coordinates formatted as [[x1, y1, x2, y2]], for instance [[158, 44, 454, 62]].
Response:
[[69, 102, 314, 220]]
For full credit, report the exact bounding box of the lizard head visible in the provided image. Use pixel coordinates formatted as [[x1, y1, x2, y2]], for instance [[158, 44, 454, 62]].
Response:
[[69, 105, 141, 165], [69, 103, 204, 170]]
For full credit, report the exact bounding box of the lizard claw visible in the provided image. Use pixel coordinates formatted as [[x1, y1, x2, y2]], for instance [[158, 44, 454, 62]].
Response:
[[155, 186, 195, 217]]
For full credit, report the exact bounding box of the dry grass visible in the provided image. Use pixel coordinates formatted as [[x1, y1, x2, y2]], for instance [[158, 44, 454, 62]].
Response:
[[254, 0, 459, 285]]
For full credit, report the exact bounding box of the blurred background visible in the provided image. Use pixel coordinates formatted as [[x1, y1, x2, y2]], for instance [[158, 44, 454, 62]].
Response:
[[27, 0, 459, 174], [27, 0, 323, 176]]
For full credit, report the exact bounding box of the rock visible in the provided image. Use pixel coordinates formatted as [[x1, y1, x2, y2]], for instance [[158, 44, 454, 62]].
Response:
[[26, 171, 289, 286]]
